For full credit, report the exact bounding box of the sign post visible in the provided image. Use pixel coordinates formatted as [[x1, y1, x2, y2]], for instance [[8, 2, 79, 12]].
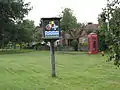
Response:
[[50, 40, 56, 77], [41, 17, 61, 77]]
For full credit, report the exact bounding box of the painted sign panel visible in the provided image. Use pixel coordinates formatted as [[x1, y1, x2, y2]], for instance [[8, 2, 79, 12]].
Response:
[[41, 18, 61, 39]]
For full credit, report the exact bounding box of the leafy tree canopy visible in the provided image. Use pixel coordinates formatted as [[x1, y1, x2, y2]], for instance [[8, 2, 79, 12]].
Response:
[[98, 0, 120, 66], [0, 0, 32, 48]]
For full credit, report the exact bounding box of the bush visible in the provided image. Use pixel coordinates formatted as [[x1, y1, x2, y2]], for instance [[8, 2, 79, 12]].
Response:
[[79, 42, 88, 51], [71, 40, 78, 51], [0, 49, 33, 54]]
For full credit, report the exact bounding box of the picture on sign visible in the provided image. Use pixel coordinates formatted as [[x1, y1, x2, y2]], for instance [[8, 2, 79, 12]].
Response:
[[42, 19, 60, 39], [45, 21, 58, 31]]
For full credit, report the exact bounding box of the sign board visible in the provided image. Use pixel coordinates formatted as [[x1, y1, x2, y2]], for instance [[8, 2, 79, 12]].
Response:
[[41, 17, 61, 40]]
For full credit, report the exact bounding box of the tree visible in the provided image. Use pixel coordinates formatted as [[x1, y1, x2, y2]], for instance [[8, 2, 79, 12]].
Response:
[[17, 20, 35, 43], [0, 0, 31, 48], [8, 19, 35, 49], [60, 8, 85, 51], [98, 13, 108, 51], [61, 8, 77, 32], [33, 26, 42, 42], [99, 0, 120, 66], [108, 8, 120, 66]]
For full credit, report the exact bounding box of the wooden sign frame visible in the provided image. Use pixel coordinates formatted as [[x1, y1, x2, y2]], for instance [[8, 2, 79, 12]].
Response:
[[41, 17, 61, 40]]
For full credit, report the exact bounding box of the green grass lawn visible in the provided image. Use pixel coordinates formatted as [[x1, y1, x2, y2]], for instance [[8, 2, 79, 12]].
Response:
[[0, 50, 120, 90]]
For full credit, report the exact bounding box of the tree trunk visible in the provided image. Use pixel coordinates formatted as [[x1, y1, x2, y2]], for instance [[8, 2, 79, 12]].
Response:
[[74, 44, 78, 51], [72, 39, 79, 51]]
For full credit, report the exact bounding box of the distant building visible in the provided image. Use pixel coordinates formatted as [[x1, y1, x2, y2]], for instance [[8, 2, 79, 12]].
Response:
[[59, 22, 99, 45], [85, 22, 99, 34], [79, 22, 99, 44]]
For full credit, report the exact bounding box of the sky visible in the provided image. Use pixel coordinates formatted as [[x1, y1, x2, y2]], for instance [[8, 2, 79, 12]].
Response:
[[25, 0, 107, 26]]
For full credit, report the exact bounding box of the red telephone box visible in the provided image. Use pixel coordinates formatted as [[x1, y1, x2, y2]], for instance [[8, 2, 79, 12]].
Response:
[[88, 33, 98, 54]]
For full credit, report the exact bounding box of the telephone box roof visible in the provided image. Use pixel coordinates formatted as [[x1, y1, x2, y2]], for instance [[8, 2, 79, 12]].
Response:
[[89, 33, 97, 35]]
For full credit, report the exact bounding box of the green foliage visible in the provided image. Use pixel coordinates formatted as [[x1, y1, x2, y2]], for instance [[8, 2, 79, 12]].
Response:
[[60, 8, 85, 51], [97, 22, 108, 51], [60, 8, 77, 32], [15, 19, 35, 43], [33, 26, 42, 42], [98, 12, 108, 51], [99, 0, 120, 66], [60, 8, 84, 36], [82, 42, 88, 47], [0, 49, 33, 54], [71, 39, 78, 51], [0, 0, 32, 48]]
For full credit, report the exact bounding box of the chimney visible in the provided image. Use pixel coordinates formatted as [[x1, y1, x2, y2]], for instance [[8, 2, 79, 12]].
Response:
[[88, 22, 93, 25]]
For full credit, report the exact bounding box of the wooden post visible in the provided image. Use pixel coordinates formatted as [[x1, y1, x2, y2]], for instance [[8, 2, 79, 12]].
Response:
[[50, 40, 56, 77], [40, 17, 61, 77]]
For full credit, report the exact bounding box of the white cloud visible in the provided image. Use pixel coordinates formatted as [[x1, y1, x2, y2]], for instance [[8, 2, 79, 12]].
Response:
[[25, 0, 107, 26]]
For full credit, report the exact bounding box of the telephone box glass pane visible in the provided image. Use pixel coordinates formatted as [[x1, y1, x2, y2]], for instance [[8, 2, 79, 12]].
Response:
[[93, 38, 96, 51]]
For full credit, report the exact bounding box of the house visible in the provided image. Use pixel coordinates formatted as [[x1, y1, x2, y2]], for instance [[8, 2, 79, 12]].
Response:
[[79, 22, 99, 44], [59, 22, 99, 50], [85, 22, 99, 33]]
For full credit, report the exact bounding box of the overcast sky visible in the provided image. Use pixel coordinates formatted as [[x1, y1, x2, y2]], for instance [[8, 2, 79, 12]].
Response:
[[25, 0, 107, 26]]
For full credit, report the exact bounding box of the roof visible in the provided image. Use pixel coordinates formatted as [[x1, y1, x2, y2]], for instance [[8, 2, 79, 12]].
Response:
[[81, 30, 87, 37], [85, 24, 99, 30], [65, 33, 72, 39], [41, 17, 61, 20]]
